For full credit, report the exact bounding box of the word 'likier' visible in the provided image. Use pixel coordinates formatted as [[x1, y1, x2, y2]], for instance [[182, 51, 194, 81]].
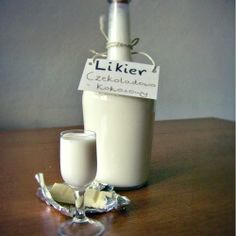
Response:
[[95, 60, 147, 76]]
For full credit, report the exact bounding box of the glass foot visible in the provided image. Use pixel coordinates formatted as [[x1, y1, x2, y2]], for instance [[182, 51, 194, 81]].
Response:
[[58, 218, 105, 236]]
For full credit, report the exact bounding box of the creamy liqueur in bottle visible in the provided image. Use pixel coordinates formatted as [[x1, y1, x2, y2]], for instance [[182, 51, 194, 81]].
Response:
[[82, 0, 155, 189]]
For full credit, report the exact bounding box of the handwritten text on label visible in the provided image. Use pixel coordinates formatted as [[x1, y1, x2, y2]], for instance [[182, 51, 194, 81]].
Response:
[[78, 59, 160, 100]]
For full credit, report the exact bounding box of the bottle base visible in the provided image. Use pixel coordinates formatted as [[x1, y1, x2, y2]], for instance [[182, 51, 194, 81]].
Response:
[[113, 181, 148, 191]]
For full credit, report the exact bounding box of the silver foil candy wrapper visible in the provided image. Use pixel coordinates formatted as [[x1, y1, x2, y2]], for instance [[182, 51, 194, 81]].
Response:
[[35, 173, 130, 217]]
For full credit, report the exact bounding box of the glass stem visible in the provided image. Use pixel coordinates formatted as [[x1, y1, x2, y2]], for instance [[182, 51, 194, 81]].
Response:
[[73, 189, 87, 223]]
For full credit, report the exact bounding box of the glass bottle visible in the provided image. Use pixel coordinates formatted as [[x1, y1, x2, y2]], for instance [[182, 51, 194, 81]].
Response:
[[82, 0, 155, 189]]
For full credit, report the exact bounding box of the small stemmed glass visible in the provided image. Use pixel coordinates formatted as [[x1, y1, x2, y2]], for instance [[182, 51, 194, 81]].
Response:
[[58, 129, 105, 236]]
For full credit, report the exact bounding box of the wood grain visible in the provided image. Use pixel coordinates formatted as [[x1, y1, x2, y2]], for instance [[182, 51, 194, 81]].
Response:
[[0, 118, 234, 235]]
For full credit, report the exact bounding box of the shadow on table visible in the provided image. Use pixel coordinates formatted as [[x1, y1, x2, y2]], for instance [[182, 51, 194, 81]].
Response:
[[148, 165, 191, 185]]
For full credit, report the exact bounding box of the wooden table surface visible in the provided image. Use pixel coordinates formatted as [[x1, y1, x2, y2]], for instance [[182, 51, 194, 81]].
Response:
[[0, 118, 234, 236]]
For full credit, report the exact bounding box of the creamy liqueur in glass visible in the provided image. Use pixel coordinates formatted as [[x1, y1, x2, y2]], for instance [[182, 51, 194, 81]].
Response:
[[59, 130, 105, 236], [60, 130, 97, 188]]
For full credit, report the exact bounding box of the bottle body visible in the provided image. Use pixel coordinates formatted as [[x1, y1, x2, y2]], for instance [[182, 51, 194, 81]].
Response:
[[83, 92, 154, 188], [82, 1, 155, 188]]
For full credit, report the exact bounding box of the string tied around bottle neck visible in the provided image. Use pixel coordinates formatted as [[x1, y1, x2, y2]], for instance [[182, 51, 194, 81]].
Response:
[[90, 15, 157, 72]]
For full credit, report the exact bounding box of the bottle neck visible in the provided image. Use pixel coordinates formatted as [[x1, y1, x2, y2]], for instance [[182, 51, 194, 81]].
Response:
[[107, 2, 131, 61]]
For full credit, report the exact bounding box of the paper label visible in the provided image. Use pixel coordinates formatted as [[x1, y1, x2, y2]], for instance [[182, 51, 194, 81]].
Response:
[[78, 58, 160, 99]]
